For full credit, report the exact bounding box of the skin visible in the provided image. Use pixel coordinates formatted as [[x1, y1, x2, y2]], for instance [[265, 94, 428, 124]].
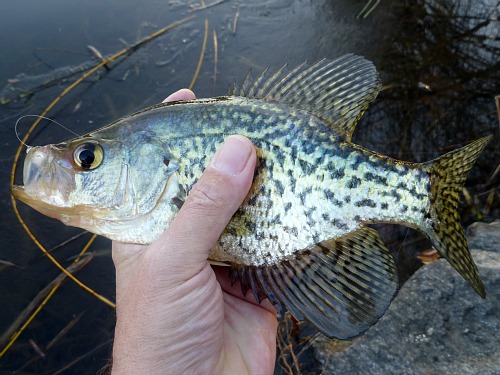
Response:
[[111, 89, 278, 374]]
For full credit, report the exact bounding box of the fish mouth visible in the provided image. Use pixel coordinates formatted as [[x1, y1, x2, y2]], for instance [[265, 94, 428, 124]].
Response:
[[12, 184, 107, 228], [12, 185, 72, 220], [12, 144, 82, 223]]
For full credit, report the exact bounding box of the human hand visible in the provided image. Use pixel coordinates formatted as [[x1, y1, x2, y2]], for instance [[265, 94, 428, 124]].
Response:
[[111, 89, 278, 374]]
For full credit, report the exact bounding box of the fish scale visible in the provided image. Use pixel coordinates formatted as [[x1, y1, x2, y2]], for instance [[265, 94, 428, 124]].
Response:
[[12, 54, 491, 340], [163, 99, 432, 266]]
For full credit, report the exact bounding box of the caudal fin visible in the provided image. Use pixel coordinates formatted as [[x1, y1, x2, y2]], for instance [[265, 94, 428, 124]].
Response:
[[424, 135, 492, 298]]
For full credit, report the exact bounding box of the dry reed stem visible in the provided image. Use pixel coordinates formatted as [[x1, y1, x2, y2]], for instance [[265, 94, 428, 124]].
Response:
[[0, 255, 93, 357], [189, 18, 209, 89], [233, 7, 240, 34], [46, 311, 86, 350], [213, 29, 218, 85]]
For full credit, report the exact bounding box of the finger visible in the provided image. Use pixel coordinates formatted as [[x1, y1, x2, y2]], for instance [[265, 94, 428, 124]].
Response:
[[148, 135, 257, 275], [163, 88, 196, 102]]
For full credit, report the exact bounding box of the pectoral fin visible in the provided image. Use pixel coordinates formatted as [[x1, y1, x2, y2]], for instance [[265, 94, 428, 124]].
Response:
[[230, 227, 398, 339]]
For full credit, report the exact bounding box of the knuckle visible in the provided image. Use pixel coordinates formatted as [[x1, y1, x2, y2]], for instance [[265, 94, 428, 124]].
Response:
[[187, 173, 229, 211]]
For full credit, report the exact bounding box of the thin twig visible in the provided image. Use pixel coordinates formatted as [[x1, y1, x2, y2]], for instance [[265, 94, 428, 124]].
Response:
[[213, 29, 218, 85], [189, 19, 209, 89], [0, 256, 92, 356], [46, 311, 86, 350], [495, 95, 500, 128], [52, 339, 113, 375], [233, 7, 240, 34]]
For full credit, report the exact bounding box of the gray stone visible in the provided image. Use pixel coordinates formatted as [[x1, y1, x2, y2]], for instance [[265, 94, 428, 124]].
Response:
[[466, 220, 500, 253], [314, 248, 500, 375]]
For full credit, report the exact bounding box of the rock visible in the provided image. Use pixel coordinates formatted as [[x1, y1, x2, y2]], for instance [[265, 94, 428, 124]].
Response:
[[313, 227, 500, 375], [466, 220, 500, 253]]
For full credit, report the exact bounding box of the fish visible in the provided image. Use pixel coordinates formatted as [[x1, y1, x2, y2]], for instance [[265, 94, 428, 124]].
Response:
[[12, 54, 491, 340]]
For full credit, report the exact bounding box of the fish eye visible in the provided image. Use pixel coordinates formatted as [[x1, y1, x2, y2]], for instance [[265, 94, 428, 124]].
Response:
[[73, 142, 103, 170]]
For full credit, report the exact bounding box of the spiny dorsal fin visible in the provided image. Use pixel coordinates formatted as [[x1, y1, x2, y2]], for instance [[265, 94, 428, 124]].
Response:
[[228, 54, 381, 141], [230, 227, 399, 339]]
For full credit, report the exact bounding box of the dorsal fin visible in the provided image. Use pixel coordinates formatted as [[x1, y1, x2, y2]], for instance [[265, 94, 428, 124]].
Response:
[[229, 54, 381, 141]]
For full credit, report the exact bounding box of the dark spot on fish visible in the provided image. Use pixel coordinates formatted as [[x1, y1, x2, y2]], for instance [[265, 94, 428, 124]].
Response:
[[333, 199, 343, 208], [163, 157, 170, 167], [381, 202, 389, 210], [397, 182, 406, 189], [286, 226, 299, 237], [322, 213, 330, 221], [332, 219, 349, 230], [305, 207, 317, 217], [290, 144, 298, 159], [298, 159, 310, 174], [355, 199, 376, 208], [248, 194, 258, 206], [287, 169, 297, 187], [284, 202, 292, 212], [226, 225, 237, 235], [275, 180, 285, 196], [354, 215, 362, 222], [401, 205, 408, 212], [325, 190, 335, 201], [255, 231, 265, 240], [331, 167, 345, 179], [240, 219, 257, 233], [364, 172, 387, 185], [412, 206, 419, 212], [383, 162, 405, 175], [299, 192, 306, 205], [344, 196, 351, 203], [272, 215, 282, 225], [347, 176, 362, 189], [424, 180, 431, 193], [172, 196, 184, 210], [350, 155, 363, 170], [391, 190, 402, 201]]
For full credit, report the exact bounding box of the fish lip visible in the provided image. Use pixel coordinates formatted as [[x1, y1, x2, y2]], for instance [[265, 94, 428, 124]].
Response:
[[11, 185, 30, 205], [11, 185, 61, 217], [11, 184, 66, 219], [12, 184, 111, 224]]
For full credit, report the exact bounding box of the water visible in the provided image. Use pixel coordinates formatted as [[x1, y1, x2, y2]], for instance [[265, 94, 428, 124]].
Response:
[[0, 0, 498, 373]]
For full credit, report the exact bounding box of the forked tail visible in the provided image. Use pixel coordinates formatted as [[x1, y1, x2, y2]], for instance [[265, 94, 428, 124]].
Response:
[[424, 135, 492, 298]]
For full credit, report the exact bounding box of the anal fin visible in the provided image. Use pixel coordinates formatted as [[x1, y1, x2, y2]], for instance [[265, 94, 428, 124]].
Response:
[[231, 227, 398, 339]]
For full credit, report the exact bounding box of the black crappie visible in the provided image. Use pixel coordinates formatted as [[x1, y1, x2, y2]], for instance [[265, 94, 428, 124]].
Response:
[[12, 55, 491, 339]]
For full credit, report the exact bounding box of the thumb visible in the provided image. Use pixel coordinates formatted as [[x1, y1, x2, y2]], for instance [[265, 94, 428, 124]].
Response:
[[148, 135, 257, 274]]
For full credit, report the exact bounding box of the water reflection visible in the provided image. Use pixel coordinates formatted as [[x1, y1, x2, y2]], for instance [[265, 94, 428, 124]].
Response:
[[355, 0, 499, 285]]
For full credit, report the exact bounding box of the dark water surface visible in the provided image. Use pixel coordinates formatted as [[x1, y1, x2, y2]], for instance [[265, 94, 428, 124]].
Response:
[[0, 0, 498, 373]]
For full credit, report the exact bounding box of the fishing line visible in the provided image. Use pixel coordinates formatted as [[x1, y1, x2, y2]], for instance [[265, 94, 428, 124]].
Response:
[[15, 115, 81, 148]]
